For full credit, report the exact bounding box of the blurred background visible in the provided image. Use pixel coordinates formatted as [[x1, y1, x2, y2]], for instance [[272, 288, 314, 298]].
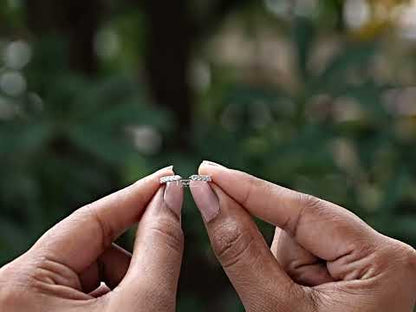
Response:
[[1, 0, 416, 310]]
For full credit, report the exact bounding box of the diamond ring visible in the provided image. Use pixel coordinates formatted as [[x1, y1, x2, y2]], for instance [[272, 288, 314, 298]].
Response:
[[160, 175, 182, 184], [160, 175, 212, 187], [189, 175, 212, 182]]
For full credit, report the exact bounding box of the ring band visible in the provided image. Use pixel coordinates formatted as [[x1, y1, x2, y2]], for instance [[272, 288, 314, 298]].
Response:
[[189, 175, 212, 182], [160, 174, 212, 185], [160, 175, 182, 184]]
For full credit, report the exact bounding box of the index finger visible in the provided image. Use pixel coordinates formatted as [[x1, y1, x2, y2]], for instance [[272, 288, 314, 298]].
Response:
[[199, 161, 379, 261], [30, 166, 173, 273]]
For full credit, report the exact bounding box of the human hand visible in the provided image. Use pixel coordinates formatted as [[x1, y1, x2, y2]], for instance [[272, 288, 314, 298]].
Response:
[[191, 161, 416, 312], [0, 166, 184, 312]]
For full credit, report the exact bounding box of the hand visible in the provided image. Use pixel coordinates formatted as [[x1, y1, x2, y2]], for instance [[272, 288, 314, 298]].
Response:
[[0, 166, 184, 312], [191, 161, 416, 312]]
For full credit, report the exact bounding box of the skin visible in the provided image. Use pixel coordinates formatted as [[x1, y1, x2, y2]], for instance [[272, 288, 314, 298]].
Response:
[[191, 161, 416, 312], [1, 161, 415, 311], [0, 166, 184, 312]]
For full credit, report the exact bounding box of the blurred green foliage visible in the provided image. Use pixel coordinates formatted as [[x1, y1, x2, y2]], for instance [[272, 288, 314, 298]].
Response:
[[0, 0, 415, 311]]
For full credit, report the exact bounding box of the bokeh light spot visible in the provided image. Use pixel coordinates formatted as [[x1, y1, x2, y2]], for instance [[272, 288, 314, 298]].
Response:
[[344, 0, 371, 30], [127, 125, 162, 155], [95, 29, 121, 60], [3, 40, 32, 70], [190, 60, 211, 92], [0, 71, 26, 96]]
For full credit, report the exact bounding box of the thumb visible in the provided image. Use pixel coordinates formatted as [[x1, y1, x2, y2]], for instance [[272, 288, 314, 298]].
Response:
[[116, 182, 184, 311], [190, 181, 311, 312]]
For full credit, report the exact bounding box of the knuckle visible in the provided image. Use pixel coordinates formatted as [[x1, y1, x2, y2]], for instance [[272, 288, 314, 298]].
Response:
[[147, 218, 184, 254], [354, 238, 416, 279], [32, 257, 81, 290], [244, 174, 274, 206], [286, 193, 318, 236], [211, 220, 255, 268], [404, 245, 416, 277], [389, 241, 416, 274], [404, 244, 416, 266], [291, 192, 333, 236], [247, 283, 307, 312], [80, 204, 114, 250], [297, 193, 322, 211]]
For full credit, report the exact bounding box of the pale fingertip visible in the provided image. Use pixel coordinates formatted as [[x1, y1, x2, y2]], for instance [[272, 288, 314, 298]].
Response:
[[198, 162, 226, 178], [201, 160, 227, 168], [143, 165, 174, 184], [156, 165, 174, 175]]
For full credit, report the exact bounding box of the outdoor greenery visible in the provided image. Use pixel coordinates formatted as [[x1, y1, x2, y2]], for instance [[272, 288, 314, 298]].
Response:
[[0, 0, 416, 310]]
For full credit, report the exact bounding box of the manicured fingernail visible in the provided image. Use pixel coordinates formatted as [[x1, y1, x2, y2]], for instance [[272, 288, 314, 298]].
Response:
[[161, 165, 174, 171], [190, 181, 220, 222], [154, 165, 174, 178], [164, 182, 183, 218], [202, 160, 225, 168]]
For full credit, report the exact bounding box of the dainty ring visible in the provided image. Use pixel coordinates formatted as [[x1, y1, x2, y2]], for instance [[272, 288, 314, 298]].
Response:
[[189, 175, 212, 182], [179, 175, 212, 187], [160, 175, 182, 184], [159, 174, 212, 186]]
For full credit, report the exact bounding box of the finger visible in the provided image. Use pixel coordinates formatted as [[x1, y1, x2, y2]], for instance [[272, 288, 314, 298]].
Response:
[[199, 161, 378, 262], [119, 182, 184, 310], [190, 181, 308, 311], [31, 166, 173, 273], [89, 282, 111, 297], [272, 228, 334, 286], [80, 243, 131, 293]]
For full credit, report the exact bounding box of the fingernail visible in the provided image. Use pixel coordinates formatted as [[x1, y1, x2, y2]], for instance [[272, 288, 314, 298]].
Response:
[[154, 165, 174, 177], [162, 165, 174, 171], [190, 181, 220, 222], [164, 182, 183, 218], [202, 160, 224, 168]]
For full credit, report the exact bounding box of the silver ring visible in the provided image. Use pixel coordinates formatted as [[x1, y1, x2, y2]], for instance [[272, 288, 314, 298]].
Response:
[[189, 175, 212, 182], [159, 174, 212, 186], [160, 175, 182, 184]]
